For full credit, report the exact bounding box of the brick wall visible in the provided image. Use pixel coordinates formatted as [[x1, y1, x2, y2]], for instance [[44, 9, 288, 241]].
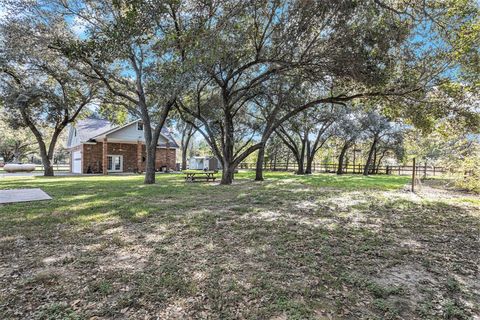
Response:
[[78, 142, 176, 173], [110, 143, 138, 172], [155, 148, 176, 171], [137, 145, 177, 172], [82, 143, 103, 173]]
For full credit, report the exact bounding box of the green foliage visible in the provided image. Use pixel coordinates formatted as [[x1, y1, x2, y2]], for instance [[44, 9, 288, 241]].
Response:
[[443, 0, 480, 87], [90, 280, 114, 296], [34, 303, 84, 320], [404, 119, 479, 193], [444, 299, 469, 319], [0, 115, 37, 162], [455, 151, 480, 193]]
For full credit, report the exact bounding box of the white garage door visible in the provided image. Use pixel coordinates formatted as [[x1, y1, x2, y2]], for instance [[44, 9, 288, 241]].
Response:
[[72, 151, 82, 173]]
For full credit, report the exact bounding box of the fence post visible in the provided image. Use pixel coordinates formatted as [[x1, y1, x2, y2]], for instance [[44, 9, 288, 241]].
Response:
[[424, 161, 427, 179], [411, 158, 416, 192]]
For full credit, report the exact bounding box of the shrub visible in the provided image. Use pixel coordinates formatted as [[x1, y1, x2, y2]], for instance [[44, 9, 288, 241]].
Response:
[[454, 154, 480, 193]]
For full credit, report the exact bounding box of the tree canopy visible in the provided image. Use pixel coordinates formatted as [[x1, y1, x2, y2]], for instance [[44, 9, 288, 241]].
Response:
[[0, 0, 478, 183], [0, 16, 98, 175]]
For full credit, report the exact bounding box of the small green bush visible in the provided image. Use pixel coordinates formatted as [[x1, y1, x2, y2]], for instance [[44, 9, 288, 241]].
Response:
[[454, 154, 480, 193]]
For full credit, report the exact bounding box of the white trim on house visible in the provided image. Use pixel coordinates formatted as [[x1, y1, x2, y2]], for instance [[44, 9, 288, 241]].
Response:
[[67, 118, 179, 152], [91, 119, 174, 146], [77, 139, 174, 147], [91, 119, 140, 140], [72, 151, 82, 174], [66, 124, 81, 148]]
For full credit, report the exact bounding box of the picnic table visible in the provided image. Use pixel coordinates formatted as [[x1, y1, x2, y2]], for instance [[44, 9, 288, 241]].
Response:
[[184, 170, 217, 182]]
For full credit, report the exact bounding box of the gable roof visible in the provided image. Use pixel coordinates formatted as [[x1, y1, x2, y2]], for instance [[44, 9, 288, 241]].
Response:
[[158, 126, 180, 148], [74, 118, 116, 143], [74, 117, 179, 148]]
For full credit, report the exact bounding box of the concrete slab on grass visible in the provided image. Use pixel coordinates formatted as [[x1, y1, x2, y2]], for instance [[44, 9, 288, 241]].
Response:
[[0, 188, 52, 204]]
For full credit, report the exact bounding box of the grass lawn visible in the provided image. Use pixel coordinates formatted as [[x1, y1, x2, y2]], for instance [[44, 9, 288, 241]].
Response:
[[0, 172, 478, 319]]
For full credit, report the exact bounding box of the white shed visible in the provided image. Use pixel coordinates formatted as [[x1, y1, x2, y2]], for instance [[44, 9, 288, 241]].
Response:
[[188, 156, 222, 171]]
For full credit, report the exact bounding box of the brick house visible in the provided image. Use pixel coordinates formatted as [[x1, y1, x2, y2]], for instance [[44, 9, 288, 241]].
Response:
[[66, 118, 178, 174]]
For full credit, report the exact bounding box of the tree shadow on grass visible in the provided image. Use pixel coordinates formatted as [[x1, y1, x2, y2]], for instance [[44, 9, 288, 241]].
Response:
[[0, 175, 478, 319], [104, 195, 478, 319]]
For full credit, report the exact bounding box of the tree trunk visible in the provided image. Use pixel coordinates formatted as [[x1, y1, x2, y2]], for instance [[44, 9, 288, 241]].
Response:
[[220, 108, 236, 185], [13, 150, 21, 163], [305, 158, 313, 174], [371, 148, 378, 174], [1, 151, 13, 163], [304, 140, 313, 174], [363, 138, 378, 176], [376, 151, 387, 174], [181, 125, 194, 170], [144, 143, 157, 184], [296, 138, 306, 174], [41, 153, 54, 176], [337, 143, 350, 175], [296, 156, 305, 174], [33, 128, 61, 177], [140, 102, 173, 184], [181, 151, 188, 171], [221, 164, 235, 184], [19, 106, 59, 176], [305, 136, 330, 175], [142, 120, 157, 185], [36, 140, 54, 176], [255, 145, 265, 181], [305, 152, 315, 174], [45, 129, 63, 176], [273, 151, 277, 171]]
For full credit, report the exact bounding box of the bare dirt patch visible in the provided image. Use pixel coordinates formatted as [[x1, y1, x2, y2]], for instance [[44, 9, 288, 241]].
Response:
[[0, 174, 478, 319]]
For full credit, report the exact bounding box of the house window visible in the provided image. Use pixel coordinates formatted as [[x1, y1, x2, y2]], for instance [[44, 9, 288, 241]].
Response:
[[137, 122, 144, 131], [107, 155, 123, 172]]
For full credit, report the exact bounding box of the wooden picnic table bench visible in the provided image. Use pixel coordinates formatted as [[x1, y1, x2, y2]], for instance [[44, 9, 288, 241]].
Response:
[[184, 171, 217, 182]]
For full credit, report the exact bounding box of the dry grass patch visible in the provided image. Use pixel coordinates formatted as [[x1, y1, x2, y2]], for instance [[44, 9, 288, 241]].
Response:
[[0, 172, 478, 319]]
